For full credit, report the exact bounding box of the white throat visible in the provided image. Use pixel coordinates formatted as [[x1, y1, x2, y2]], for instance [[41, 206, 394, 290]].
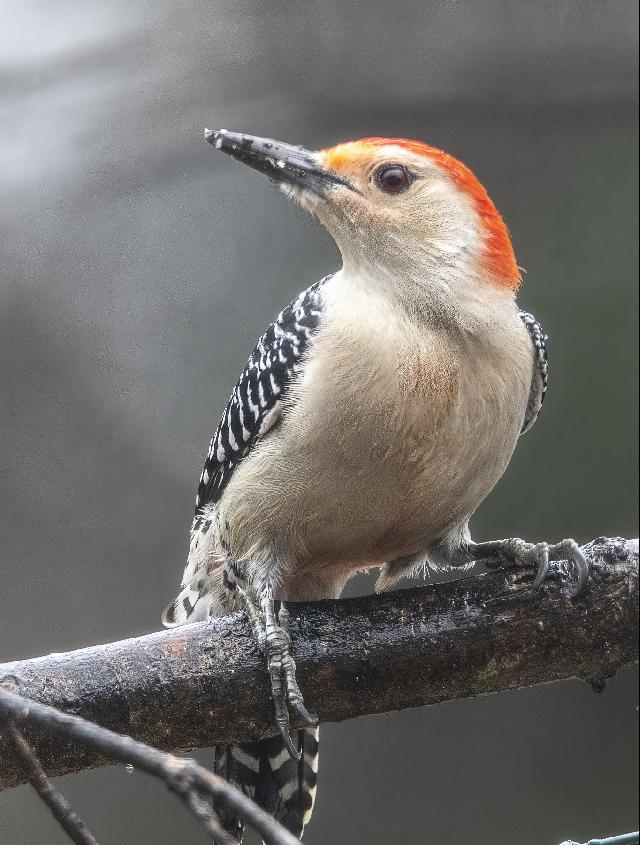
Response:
[[336, 250, 516, 335]]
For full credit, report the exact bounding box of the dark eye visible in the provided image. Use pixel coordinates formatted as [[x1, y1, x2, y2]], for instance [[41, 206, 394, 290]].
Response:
[[375, 164, 411, 194]]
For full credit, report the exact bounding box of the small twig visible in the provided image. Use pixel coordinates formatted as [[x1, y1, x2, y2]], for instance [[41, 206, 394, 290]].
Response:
[[180, 790, 237, 845], [0, 686, 300, 845], [560, 833, 639, 845], [0, 719, 100, 845]]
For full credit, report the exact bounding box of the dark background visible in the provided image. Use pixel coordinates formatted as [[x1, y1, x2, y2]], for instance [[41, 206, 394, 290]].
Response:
[[1, 2, 638, 843]]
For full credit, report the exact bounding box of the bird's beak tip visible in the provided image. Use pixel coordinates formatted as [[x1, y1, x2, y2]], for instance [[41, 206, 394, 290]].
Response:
[[202, 128, 353, 196], [204, 128, 224, 148]]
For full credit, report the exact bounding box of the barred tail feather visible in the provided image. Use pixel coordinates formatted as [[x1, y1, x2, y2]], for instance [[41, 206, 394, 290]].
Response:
[[261, 727, 319, 837], [212, 742, 260, 842], [212, 728, 319, 843]]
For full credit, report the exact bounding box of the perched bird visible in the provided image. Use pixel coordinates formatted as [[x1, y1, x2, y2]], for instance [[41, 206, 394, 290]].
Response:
[[163, 130, 587, 841]]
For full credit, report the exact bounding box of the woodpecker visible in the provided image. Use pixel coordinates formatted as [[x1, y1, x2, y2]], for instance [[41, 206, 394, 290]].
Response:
[[163, 130, 588, 841]]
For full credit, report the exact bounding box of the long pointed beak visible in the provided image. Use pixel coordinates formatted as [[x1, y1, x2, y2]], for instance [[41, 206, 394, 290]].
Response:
[[204, 129, 352, 197]]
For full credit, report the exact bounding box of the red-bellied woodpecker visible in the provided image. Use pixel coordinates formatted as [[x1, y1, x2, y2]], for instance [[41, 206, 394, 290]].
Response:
[[163, 131, 588, 841]]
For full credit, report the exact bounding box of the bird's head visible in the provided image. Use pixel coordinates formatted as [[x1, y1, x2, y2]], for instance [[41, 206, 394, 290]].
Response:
[[205, 130, 520, 293]]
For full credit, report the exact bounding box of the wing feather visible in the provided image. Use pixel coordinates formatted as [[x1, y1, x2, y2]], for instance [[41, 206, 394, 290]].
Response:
[[519, 310, 548, 434], [195, 274, 332, 511]]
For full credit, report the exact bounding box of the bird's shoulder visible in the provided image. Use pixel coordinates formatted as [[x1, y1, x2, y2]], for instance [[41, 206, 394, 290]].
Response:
[[195, 273, 333, 511]]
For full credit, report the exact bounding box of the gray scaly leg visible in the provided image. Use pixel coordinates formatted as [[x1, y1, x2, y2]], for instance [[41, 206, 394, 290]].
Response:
[[236, 583, 318, 760]]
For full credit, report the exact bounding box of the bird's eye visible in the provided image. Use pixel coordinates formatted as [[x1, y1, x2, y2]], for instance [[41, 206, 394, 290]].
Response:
[[375, 164, 412, 194]]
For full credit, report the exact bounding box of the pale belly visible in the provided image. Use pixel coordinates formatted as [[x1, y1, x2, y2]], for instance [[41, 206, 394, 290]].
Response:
[[216, 315, 533, 581]]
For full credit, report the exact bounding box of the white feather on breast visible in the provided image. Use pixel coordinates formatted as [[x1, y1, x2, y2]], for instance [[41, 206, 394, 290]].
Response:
[[213, 269, 533, 584]]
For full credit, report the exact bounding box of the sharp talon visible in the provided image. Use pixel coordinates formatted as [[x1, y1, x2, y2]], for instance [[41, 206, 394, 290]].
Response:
[[531, 544, 550, 590], [569, 543, 589, 598], [291, 700, 319, 726], [280, 727, 302, 761]]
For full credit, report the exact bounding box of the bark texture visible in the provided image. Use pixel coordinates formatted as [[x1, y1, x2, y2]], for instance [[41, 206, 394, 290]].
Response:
[[1, 536, 637, 791]]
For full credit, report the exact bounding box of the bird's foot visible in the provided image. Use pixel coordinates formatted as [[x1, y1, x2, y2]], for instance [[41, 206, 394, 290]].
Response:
[[470, 537, 589, 599], [236, 584, 317, 760]]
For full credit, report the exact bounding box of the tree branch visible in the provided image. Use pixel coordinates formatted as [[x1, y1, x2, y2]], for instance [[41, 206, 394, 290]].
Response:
[[1, 536, 637, 792], [0, 687, 300, 845], [0, 719, 99, 845]]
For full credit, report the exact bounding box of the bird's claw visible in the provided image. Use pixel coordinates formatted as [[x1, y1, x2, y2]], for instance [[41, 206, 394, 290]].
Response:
[[237, 587, 316, 761], [561, 540, 589, 598], [539, 538, 589, 598], [481, 537, 589, 599], [530, 542, 550, 590], [290, 699, 319, 727], [279, 726, 302, 761], [277, 701, 318, 762]]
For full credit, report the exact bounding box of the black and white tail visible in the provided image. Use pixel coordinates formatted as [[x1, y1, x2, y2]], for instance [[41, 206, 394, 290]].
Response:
[[213, 728, 319, 842]]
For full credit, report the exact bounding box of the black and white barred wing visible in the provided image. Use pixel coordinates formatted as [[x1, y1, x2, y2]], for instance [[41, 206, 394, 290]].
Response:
[[519, 310, 548, 434], [195, 274, 331, 513]]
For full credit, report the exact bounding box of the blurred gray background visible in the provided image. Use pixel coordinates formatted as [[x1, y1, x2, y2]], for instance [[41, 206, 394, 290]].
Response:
[[1, 1, 638, 843]]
